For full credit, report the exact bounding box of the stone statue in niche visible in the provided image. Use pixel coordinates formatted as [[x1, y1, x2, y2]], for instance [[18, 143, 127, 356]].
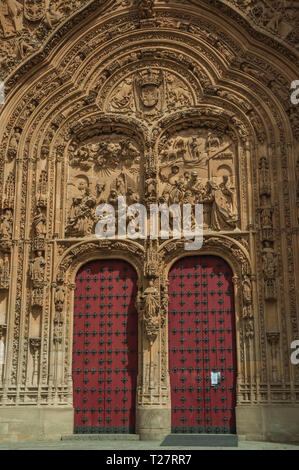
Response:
[[8, 127, 22, 160], [262, 243, 277, 279], [0, 209, 13, 238], [30, 251, 46, 283], [145, 170, 157, 203], [55, 286, 65, 312], [3, 170, 15, 209], [0, 251, 10, 288], [262, 241, 277, 300], [138, 280, 160, 345], [260, 207, 273, 228], [53, 312, 64, 345], [32, 206, 47, 239], [242, 274, 253, 339], [210, 175, 238, 231], [259, 157, 271, 202], [37, 170, 48, 207]]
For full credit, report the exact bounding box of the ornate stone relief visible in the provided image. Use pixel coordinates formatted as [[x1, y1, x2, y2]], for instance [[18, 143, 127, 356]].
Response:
[[242, 274, 254, 340], [107, 69, 193, 120], [258, 156, 277, 301], [0, 251, 10, 290], [136, 279, 160, 344], [0, 209, 13, 239], [66, 131, 142, 237], [224, 0, 299, 43], [0, 0, 94, 77], [53, 285, 65, 344], [158, 127, 240, 231], [29, 250, 46, 308]]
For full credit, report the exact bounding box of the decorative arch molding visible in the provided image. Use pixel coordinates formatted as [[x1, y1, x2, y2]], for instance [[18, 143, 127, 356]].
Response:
[[1, 0, 297, 88], [155, 107, 251, 144], [159, 235, 252, 277], [54, 239, 145, 286]]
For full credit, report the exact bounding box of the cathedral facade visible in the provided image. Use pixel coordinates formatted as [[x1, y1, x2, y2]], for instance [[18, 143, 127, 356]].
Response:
[[0, 0, 298, 443]]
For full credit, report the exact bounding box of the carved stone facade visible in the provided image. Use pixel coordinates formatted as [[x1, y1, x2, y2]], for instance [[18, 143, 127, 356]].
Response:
[[0, 0, 298, 442]]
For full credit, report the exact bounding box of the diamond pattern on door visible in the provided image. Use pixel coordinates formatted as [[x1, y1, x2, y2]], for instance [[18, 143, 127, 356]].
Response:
[[168, 256, 237, 434], [72, 259, 138, 434]]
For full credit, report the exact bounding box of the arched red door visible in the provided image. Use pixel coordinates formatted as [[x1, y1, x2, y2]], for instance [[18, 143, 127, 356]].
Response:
[[168, 255, 237, 434], [72, 259, 138, 433]]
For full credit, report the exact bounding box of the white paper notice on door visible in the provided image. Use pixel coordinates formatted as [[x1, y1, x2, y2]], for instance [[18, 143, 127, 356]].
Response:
[[0, 340, 5, 365], [211, 371, 221, 386]]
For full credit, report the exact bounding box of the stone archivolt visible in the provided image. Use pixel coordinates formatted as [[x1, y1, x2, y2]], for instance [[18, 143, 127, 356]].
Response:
[[0, 0, 298, 441]]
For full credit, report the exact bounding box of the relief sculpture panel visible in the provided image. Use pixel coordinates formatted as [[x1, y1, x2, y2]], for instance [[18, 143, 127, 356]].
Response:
[[158, 128, 239, 232], [66, 131, 142, 237], [107, 68, 194, 120]]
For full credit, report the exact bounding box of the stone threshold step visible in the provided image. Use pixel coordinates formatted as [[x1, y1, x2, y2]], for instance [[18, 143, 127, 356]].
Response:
[[62, 434, 140, 441], [161, 434, 239, 447]]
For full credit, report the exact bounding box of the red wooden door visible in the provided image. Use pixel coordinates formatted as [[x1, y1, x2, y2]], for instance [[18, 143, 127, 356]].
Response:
[[72, 259, 138, 433], [168, 255, 237, 434]]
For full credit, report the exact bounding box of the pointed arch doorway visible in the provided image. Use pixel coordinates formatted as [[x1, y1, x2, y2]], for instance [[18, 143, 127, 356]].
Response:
[[72, 259, 138, 434], [168, 255, 237, 434]]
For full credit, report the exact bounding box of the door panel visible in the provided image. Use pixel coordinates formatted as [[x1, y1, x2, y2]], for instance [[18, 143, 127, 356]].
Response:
[[168, 255, 237, 434], [72, 259, 138, 433]]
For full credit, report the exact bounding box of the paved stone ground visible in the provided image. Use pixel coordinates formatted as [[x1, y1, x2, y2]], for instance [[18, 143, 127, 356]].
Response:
[[0, 439, 298, 450]]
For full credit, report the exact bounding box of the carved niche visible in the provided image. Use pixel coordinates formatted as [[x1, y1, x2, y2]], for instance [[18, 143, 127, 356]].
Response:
[[0, 251, 10, 290], [66, 129, 142, 238], [29, 250, 46, 308], [0, 168, 15, 241], [158, 126, 240, 232]]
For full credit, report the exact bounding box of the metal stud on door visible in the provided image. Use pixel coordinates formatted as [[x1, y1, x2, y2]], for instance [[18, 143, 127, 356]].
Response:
[[73, 259, 138, 433], [168, 256, 237, 434]]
